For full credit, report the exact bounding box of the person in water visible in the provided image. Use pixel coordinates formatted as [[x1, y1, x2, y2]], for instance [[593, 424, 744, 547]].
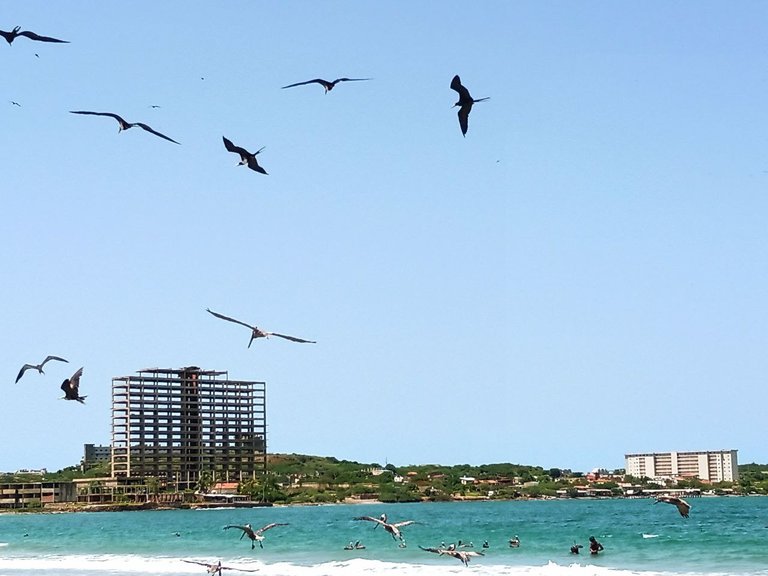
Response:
[[570, 543, 583, 554], [482, 540, 490, 549], [589, 536, 604, 555], [509, 535, 520, 547]]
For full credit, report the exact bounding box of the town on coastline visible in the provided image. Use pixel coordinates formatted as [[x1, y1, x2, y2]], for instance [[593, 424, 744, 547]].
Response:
[[2, 449, 766, 512], [3, 368, 765, 511]]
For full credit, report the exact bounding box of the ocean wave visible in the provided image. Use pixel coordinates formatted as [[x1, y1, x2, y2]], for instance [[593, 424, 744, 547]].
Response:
[[0, 555, 763, 576]]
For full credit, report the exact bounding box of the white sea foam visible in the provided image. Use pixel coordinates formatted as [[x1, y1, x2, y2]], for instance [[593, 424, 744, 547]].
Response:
[[0, 555, 759, 576]]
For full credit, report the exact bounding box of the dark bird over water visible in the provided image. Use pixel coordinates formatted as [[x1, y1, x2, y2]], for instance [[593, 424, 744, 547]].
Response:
[[1, 26, 68, 45], [207, 308, 315, 347], [223, 523, 289, 549], [60, 367, 86, 403], [419, 545, 485, 567], [222, 137, 267, 174], [354, 514, 416, 542], [69, 110, 180, 144], [655, 495, 691, 518], [16, 355, 68, 383], [182, 559, 259, 575], [450, 75, 489, 136], [281, 77, 371, 93]]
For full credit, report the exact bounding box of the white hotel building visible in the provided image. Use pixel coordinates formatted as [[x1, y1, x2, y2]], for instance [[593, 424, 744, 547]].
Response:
[[625, 450, 738, 483]]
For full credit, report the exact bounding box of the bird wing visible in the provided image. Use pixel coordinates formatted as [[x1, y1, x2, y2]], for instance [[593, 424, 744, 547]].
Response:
[[224, 524, 254, 537], [333, 77, 372, 83], [354, 515, 385, 526], [15, 364, 35, 383], [18, 30, 69, 43], [256, 522, 289, 535], [676, 500, 691, 517], [450, 75, 471, 100], [222, 136, 247, 155], [281, 79, 327, 89], [245, 156, 267, 174], [392, 520, 416, 528], [206, 308, 256, 330], [0, 29, 13, 42], [419, 545, 442, 554], [134, 122, 180, 144], [41, 355, 68, 367], [182, 560, 213, 567], [269, 332, 316, 344], [69, 110, 127, 124], [68, 367, 84, 394], [457, 105, 470, 136]]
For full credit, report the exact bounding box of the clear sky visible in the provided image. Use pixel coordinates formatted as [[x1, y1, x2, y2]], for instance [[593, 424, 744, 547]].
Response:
[[2, 1, 767, 474]]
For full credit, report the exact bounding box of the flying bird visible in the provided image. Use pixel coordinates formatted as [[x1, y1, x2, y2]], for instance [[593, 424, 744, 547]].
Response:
[[206, 308, 316, 347], [69, 110, 180, 144], [281, 77, 371, 93], [450, 75, 489, 136], [419, 545, 485, 567], [182, 560, 259, 575], [1, 26, 68, 45], [223, 522, 289, 549], [15, 355, 68, 383], [9, 100, 21, 107], [655, 495, 691, 518], [60, 367, 85, 403], [354, 514, 416, 542], [222, 137, 267, 174]]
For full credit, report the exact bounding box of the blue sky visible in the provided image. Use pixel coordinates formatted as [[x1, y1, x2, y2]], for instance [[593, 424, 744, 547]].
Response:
[[2, 1, 767, 474]]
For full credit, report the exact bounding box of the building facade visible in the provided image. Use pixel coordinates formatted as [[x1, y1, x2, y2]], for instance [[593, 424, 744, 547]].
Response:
[[625, 450, 738, 482], [111, 367, 266, 490]]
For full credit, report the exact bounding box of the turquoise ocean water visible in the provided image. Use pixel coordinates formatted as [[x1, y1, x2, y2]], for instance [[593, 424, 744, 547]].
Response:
[[1, 497, 767, 576]]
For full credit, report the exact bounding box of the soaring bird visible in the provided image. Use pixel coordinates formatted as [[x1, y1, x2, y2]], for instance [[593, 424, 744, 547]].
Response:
[[354, 514, 416, 542], [222, 137, 267, 175], [655, 495, 691, 518], [69, 111, 180, 144], [419, 545, 485, 567], [281, 77, 371, 93], [182, 560, 259, 575], [450, 75, 489, 136], [1, 26, 68, 45], [15, 355, 68, 383], [223, 522, 289, 549], [206, 308, 316, 347], [60, 367, 85, 403]]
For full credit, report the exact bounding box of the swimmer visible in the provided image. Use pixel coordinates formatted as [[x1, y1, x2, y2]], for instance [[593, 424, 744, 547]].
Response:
[[589, 536, 604, 555], [509, 535, 520, 548], [570, 543, 583, 554], [482, 540, 490, 549]]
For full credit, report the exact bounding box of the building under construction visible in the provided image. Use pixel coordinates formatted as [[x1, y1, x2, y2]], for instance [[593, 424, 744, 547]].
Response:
[[111, 367, 266, 490]]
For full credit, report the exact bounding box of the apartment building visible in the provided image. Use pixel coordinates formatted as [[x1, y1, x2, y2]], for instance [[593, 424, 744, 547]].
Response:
[[625, 450, 738, 482]]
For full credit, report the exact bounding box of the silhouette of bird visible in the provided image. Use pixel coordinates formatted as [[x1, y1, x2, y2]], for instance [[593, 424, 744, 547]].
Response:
[[1, 26, 68, 45], [9, 100, 21, 107], [60, 367, 85, 403], [222, 137, 267, 174], [69, 110, 180, 144], [281, 77, 371, 93], [182, 560, 259, 575], [223, 523, 289, 549], [419, 545, 484, 567], [206, 308, 316, 347], [354, 514, 416, 542], [16, 355, 68, 383], [450, 75, 489, 136], [655, 495, 691, 518]]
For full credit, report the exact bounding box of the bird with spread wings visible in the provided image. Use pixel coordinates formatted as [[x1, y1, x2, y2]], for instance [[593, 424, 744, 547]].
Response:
[[206, 308, 316, 347]]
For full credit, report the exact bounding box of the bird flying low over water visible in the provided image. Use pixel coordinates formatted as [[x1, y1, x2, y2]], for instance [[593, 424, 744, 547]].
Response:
[[450, 74, 489, 136], [419, 545, 485, 567], [182, 559, 259, 575], [206, 308, 316, 347], [15, 355, 68, 383], [223, 522, 289, 549], [655, 495, 691, 518], [60, 367, 86, 403], [69, 111, 180, 144], [222, 137, 268, 174], [281, 77, 371, 93], [1, 26, 68, 45], [354, 514, 417, 542]]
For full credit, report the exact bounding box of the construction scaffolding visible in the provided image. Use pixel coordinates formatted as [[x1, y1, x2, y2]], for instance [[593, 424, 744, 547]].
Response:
[[111, 367, 266, 490]]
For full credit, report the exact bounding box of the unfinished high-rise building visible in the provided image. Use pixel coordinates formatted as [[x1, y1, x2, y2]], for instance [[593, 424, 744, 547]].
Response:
[[111, 367, 266, 490]]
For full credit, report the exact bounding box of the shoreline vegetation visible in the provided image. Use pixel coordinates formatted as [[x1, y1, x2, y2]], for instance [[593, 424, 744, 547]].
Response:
[[2, 454, 767, 513]]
